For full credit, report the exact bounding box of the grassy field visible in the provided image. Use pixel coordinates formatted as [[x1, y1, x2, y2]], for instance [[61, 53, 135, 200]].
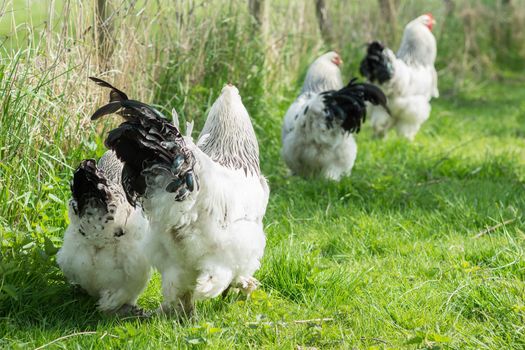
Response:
[[1, 1, 525, 349], [2, 74, 525, 350]]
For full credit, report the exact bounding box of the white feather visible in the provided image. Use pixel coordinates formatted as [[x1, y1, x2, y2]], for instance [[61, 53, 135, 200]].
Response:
[[282, 93, 357, 180], [143, 85, 268, 314], [281, 52, 357, 181], [197, 133, 210, 147], [185, 120, 194, 138], [370, 14, 439, 141], [57, 152, 151, 313], [172, 108, 180, 129]]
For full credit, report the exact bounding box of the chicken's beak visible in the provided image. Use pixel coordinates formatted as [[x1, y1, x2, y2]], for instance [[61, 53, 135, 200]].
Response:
[[332, 57, 343, 66]]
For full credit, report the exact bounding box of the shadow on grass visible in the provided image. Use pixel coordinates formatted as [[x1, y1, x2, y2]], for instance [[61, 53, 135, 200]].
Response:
[[2, 270, 249, 334]]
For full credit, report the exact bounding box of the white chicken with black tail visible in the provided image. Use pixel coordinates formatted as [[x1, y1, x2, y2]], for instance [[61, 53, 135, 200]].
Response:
[[90, 78, 269, 317], [57, 153, 151, 315], [360, 13, 439, 140], [282, 51, 388, 181]]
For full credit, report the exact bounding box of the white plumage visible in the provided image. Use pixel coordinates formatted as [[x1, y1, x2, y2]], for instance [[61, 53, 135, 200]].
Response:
[[360, 14, 439, 140], [146, 88, 269, 314], [90, 79, 268, 316], [282, 52, 388, 180], [282, 92, 357, 180], [57, 151, 151, 314]]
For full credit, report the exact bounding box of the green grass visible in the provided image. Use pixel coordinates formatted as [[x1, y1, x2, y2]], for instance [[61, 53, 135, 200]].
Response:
[[2, 75, 525, 349], [1, 1, 525, 349], [0, 0, 63, 46]]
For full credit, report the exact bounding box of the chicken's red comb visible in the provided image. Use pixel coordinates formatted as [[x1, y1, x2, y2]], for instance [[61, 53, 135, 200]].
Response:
[[425, 12, 434, 20]]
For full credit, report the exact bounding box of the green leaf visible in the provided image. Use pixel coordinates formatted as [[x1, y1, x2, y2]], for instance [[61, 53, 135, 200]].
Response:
[[250, 289, 268, 301], [1, 283, 19, 300], [406, 335, 424, 345], [125, 323, 138, 337], [207, 327, 222, 335], [44, 237, 59, 256], [185, 336, 207, 345], [428, 333, 452, 343], [48, 193, 63, 204]]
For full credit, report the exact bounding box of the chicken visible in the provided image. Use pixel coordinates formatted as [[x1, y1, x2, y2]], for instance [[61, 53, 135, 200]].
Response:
[[281, 51, 388, 180], [90, 77, 269, 316], [57, 152, 151, 315], [360, 13, 439, 140]]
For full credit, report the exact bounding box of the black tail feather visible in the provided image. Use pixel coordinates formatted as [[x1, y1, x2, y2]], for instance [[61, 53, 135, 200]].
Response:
[[344, 78, 389, 112], [321, 79, 388, 133], [90, 101, 124, 121], [359, 41, 394, 84], [89, 76, 167, 122], [71, 159, 110, 216], [90, 78, 196, 205], [89, 77, 129, 103]]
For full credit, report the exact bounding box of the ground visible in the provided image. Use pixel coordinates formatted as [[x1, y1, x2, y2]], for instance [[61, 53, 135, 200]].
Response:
[[1, 75, 524, 349]]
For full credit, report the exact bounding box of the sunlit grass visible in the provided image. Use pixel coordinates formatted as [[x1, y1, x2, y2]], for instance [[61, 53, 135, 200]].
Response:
[[1, 1, 525, 349]]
